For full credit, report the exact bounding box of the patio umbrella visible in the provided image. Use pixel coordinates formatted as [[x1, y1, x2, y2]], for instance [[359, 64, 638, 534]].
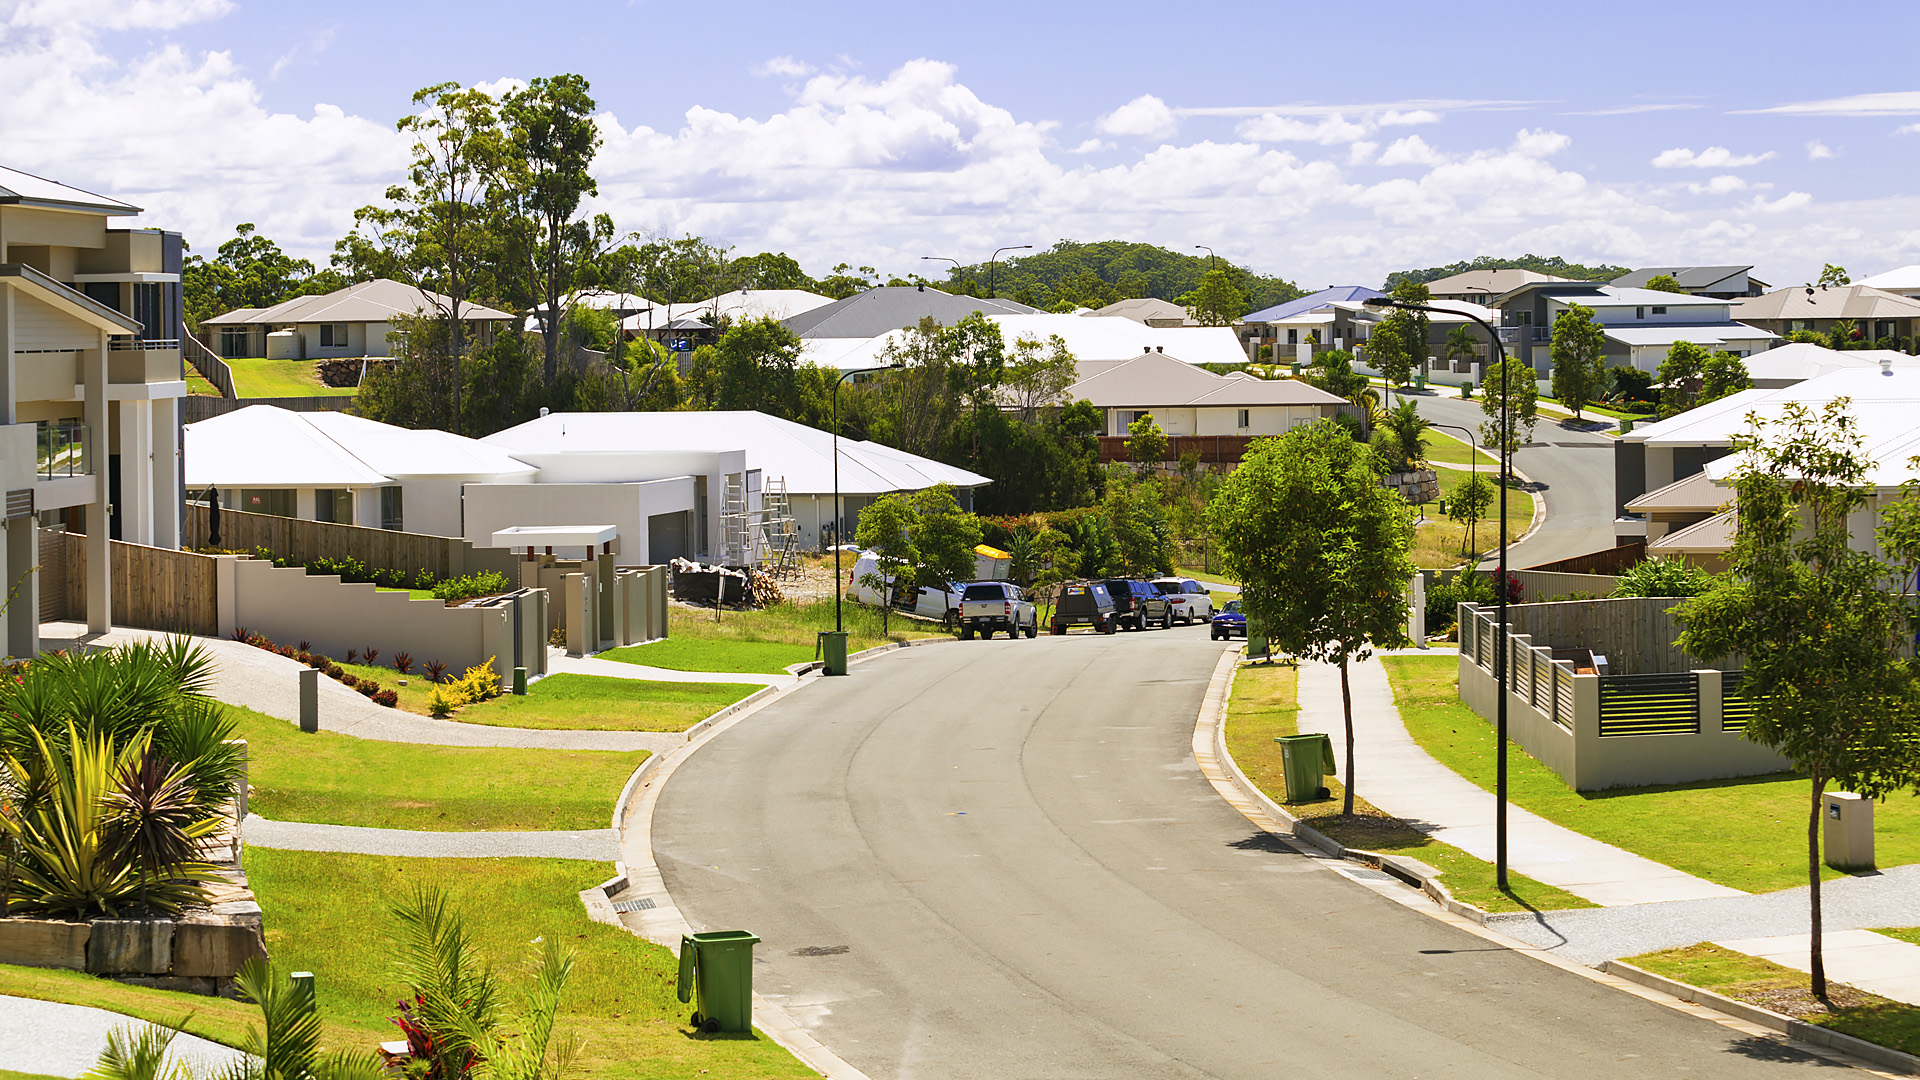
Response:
[[205, 487, 221, 548]]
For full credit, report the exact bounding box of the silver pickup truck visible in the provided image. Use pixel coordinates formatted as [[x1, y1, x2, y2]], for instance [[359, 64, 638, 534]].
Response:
[[958, 581, 1038, 640]]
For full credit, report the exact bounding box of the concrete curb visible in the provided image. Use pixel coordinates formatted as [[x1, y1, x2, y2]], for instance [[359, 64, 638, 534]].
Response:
[[680, 683, 779, 743], [1600, 960, 1920, 1075], [788, 634, 958, 677]]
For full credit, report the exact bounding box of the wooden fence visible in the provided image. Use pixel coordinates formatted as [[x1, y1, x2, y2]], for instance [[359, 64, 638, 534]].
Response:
[[1097, 434, 1258, 464], [1522, 542, 1645, 576], [60, 533, 218, 636], [186, 504, 516, 583], [1501, 595, 1728, 676], [183, 396, 356, 423]]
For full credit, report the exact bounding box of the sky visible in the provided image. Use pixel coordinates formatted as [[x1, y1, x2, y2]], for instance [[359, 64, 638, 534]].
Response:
[[4, 0, 1920, 290]]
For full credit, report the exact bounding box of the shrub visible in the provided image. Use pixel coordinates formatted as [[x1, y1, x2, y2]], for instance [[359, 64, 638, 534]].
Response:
[[426, 686, 458, 718], [393, 651, 413, 675], [297, 640, 311, 653], [356, 683, 377, 698], [1612, 557, 1715, 598], [432, 571, 512, 605], [338, 672, 358, 689], [373, 689, 399, 708], [453, 659, 501, 704], [231, 626, 251, 643], [423, 659, 447, 684], [326, 664, 343, 679], [363, 647, 379, 666], [345, 649, 359, 664]]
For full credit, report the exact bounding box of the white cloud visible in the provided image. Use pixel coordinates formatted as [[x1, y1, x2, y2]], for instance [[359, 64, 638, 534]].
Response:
[[1376, 135, 1446, 167], [1807, 139, 1836, 159], [1345, 141, 1378, 166], [1067, 138, 1111, 154], [1749, 191, 1813, 214], [1651, 146, 1776, 169], [1096, 94, 1176, 139], [1896, 125, 1920, 137], [1239, 112, 1373, 144], [1686, 175, 1751, 195], [5, 0, 233, 31], [1745, 91, 1920, 117], [1379, 109, 1441, 127], [752, 55, 814, 78], [1566, 103, 1703, 116], [1177, 98, 1534, 119]]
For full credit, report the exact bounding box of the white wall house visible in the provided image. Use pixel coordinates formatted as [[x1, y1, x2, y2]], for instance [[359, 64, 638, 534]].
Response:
[[201, 279, 515, 360], [0, 165, 190, 653], [1061, 349, 1348, 436], [1493, 280, 1776, 377]]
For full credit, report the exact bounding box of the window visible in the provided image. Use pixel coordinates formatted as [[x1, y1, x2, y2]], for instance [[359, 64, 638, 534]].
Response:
[[380, 486, 403, 531], [963, 583, 1009, 601], [1237, 409, 1250, 430], [1636, 307, 1646, 319], [220, 326, 251, 358], [238, 489, 295, 518], [314, 489, 352, 524], [319, 323, 350, 348], [1652, 305, 1668, 315]]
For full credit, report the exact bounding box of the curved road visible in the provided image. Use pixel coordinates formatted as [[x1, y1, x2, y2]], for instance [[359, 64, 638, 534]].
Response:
[[1411, 394, 1618, 569], [655, 632, 1837, 1079]]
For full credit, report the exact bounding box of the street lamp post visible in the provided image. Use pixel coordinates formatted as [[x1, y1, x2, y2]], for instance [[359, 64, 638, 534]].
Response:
[[828, 360, 904, 675], [1365, 295, 1514, 891], [1194, 244, 1218, 270], [1427, 421, 1483, 547], [921, 256, 960, 295], [987, 245, 1032, 299]]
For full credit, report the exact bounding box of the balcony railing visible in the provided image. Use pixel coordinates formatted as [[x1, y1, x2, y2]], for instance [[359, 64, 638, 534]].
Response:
[[109, 336, 181, 351], [37, 420, 91, 479]]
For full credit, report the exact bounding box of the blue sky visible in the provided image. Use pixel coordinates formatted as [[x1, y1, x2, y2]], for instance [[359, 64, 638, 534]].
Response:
[[5, 0, 1920, 288]]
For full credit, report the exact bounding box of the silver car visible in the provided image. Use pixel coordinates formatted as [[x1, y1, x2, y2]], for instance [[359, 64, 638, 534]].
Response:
[[1149, 577, 1215, 625]]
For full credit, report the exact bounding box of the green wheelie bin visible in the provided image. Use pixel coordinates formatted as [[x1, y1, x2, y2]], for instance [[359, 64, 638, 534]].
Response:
[[1275, 732, 1335, 803], [819, 630, 849, 676], [677, 930, 761, 1032]]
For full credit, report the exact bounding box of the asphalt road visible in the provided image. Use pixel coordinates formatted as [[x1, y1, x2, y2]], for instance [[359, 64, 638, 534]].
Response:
[[654, 630, 1838, 1079], [1410, 394, 1619, 569]]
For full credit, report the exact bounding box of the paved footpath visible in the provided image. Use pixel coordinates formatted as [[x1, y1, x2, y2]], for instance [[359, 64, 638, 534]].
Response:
[[547, 651, 797, 688], [242, 814, 623, 861], [1, 995, 249, 1079]]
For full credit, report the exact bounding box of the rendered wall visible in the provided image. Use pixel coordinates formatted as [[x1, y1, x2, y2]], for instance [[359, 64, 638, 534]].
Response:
[[463, 478, 697, 566]]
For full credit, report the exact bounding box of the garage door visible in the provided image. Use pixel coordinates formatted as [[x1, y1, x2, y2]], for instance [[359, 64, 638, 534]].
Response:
[[647, 512, 689, 564]]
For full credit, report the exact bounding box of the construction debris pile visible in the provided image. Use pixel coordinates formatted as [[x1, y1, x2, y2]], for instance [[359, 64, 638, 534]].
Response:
[[669, 558, 783, 609]]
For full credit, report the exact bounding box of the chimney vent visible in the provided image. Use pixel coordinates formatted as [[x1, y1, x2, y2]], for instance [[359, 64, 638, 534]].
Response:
[[1883, 356, 1895, 376]]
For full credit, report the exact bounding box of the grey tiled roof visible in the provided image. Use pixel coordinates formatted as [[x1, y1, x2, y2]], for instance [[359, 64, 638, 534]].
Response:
[[781, 286, 1037, 338]]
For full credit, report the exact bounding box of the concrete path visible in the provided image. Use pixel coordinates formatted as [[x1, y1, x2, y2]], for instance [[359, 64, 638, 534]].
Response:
[[243, 814, 621, 861], [1490, 864, 1920, 967], [1293, 657, 1744, 906], [548, 652, 796, 688], [0, 994, 249, 1079], [1716, 930, 1920, 1007]]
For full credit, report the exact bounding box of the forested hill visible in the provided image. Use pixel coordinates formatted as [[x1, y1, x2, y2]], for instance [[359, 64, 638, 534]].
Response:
[[1384, 254, 1630, 290], [940, 240, 1303, 313]]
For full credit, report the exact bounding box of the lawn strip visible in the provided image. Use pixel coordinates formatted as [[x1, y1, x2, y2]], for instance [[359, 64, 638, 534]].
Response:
[[454, 672, 754, 731], [224, 357, 358, 398], [1627, 943, 1920, 1055], [230, 705, 642, 831], [1225, 661, 1592, 913], [1380, 655, 1920, 893], [1411, 470, 1532, 571], [1876, 927, 1920, 947], [248, 850, 817, 1079], [0, 961, 364, 1054], [604, 599, 951, 675]]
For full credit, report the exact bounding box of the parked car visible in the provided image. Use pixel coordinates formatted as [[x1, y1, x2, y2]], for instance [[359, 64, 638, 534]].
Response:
[[1211, 600, 1247, 640], [1049, 580, 1117, 635], [959, 581, 1038, 639], [1102, 577, 1171, 630], [846, 551, 959, 623], [1150, 577, 1216, 624]]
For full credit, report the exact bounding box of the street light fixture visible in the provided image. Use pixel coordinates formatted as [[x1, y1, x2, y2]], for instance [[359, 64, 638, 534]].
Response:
[[827, 359, 906, 675], [987, 245, 1031, 299], [921, 256, 959, 291], [1194, 244, 1218, 270], [1366, 294, 1514, 891]]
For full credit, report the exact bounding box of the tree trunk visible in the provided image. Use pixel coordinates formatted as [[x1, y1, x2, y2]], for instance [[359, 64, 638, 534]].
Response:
[[1340, 657, 1356, 817], [1809, 767, 1828, 1000]]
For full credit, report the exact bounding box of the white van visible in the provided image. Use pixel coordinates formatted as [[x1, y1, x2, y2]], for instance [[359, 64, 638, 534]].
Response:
[[846, 551, 962, 623]]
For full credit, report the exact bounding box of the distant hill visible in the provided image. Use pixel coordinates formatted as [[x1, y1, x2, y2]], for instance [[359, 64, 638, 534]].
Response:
[[940, 240, 1303, 317], [1384, 254, 1630, 291]]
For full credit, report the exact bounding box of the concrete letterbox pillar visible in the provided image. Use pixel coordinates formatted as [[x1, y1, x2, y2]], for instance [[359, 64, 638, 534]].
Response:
[[1824, 791, 1874, 871]]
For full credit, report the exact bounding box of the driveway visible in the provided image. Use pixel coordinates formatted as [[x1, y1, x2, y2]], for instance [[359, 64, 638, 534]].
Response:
[[653, 630, 1837, 1079], [1409, 394, 1618, 569]]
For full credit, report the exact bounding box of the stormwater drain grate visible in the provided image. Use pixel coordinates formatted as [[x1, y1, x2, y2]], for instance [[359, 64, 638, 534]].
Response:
[[1340, 868, 1396, 882], [792, 945, 850, 957], [612, 897, 657, 913]]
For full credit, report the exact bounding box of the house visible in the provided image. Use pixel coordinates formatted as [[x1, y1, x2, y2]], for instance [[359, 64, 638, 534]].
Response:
[[1238, 286, 1381, 357], [0, 164, 190, 650], [1058, 349, 1347, 437], [1421, 269, 1572, 306], [807, 310, 1252, 372], [480, 411, 990, 553], [1730, 284, 1920, 347], [1857, 265, 1920, 300], [1085, 297, 1201, 327], [184, 405, 538, 538], [1738, 341, 1918, 388], [201, 278, 515, 360], [1489, 280, 1774, 377], [1611, 265, 1769, 299]]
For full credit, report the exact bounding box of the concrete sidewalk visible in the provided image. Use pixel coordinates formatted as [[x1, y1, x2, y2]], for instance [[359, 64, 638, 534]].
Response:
[[0, 995, 248, 1079], [1292, 657, 1743, 906], [1717, 930, 1920, 1007], [548, 651, 797, 688], [244, 814, 621, 860]]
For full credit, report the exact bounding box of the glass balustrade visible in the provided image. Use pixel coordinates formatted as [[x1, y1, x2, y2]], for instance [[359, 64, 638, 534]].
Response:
[[36, 420, 90, 479]]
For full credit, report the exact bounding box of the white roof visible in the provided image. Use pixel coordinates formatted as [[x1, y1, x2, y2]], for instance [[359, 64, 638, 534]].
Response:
[[490, 524, 617, 548], [800, 312, 1250, 371], [1858, 265, 1920, 292], [1578, 287, 1732, 308], [185, 405, 537, 489], [695, 289, 836, 322], [0, 165, 139, 214], [1603, 324, 1777, 347], [480, 411, 990, 496], [205, 279, 514, 327], [1062, 350, 1345, 409], [1742, 342, 1917, 383]]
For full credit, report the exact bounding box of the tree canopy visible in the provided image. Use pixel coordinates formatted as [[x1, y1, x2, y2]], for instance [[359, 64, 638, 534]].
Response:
[[1384, 254, 1630, 291], [1548, 303, 1608, 418], [936, 240, 1301, 312]]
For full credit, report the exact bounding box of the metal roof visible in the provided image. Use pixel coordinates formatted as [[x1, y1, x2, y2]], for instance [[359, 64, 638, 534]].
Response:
[[1601, 324, 1776, 347], [204, 279, 514, 327], [1612, 266, 1755, 290], [1647, 510, 1735, 555], [1061, 351, 1345, 408], [1087, 297, 1197, 325], [1243, 286, 1380, 324], [185, 404, 537, 488], [1858, 265, 1920, 292], [781, 286, 1037, 339], [0, 165, 140, 214], [1624, 470, 1730, 515], [1422, 269, 1571, 295], [1731, 285, 1920, 323]]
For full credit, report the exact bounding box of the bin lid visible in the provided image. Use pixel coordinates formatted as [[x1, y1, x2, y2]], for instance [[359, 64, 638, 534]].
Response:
[[687, 930, 762, 945], [1277, 732, 1337, 775]]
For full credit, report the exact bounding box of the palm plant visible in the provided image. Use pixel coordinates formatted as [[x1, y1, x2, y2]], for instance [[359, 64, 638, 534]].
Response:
[[1371, 400, 1433, 472], [1442, 324, 1477, 371], [1005, 527, 1038, 588]]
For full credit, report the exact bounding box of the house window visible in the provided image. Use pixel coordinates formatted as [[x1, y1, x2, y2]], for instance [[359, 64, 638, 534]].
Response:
[[1636, 307, 1646, 319], [1652, 305, 1668, 316], [1238, 409, 1250, 430], [239, 489, 295, 518], [220, 326, 250, 358], [314, 489, 353, 524], [319, 323, 350, 348], [380, 486, 404, 531], [1287, 329, 1298, 345]]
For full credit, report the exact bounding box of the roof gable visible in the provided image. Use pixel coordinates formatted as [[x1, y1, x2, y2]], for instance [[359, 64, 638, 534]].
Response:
[[0, 165, 140, 214], [1244, 286, 1380, 324]]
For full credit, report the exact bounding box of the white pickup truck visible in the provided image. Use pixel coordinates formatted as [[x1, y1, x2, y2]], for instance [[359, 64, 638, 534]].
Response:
[[958, 581, 1038, 640]]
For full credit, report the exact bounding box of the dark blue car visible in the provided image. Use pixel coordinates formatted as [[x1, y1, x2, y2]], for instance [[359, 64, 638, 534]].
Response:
[[1211, 599, 1246, 640]]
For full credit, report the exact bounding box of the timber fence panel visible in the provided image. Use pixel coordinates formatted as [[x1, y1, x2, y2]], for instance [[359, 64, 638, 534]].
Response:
[[188, 505, 462, 583], [1554, 663, 1575, 730], [61, 534, 217, 636], [1503, 596, 1719, 675]]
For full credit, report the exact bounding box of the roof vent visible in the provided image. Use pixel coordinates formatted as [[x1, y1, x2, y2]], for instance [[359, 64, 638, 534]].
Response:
[[1883, 356, 1895, 377], [1143, 345, 1151, 353], [917, 284, 924, 292], [1156, 346, 1164, 352], [539, 407, 550, 418]]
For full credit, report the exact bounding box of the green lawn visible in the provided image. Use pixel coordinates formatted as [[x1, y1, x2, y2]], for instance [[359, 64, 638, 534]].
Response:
[[230, 706, 644, 831], [1, 1071, 69, 1080], [455, 672, 756, 731], [1628, 943, 1920, 1055], [224, 357, 358, 398], [1423, 429, 1499, 468], [184, 368, 221, 396], [1877, 927, 1920, 947], [1381, 655, 1920, 892], [374, 586, 437, 601], [1412, 468, 1533, 571], [248, 850, 816, 1080], [604, 600, 951, 675], [1225, 661, 1593, 913]]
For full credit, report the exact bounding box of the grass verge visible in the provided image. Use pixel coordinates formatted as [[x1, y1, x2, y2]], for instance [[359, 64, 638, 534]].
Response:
[[0, 962, 365, 1054], [1381, 655, 1920, 892], [1876, 927, 1920, 947], [1224, 660, 1593, 913], [230, 706, 644, 831], [454, 672, 755, 731], [248, 849, 816, 1079], [1411, 469, 1533, 571], [604, 600, 950, 674], [1628, 943, 1920, 1055], [225, 357, 358, 398], [1423, 430, 1499, 468]]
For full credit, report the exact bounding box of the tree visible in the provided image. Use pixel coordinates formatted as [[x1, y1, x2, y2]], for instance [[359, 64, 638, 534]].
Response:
[[1478, 357, 1538, 456], [1003, 334, 1077, 421], [1370, 281, 1433, 392], [1177, 267, 1248, 326], [1304, 348, 1370, 405], [1678, 400, 1920, 999], [852, 485, 982, 635], [1447, 472, 1495, 555], [1818, 263, 1851, 288], [1547, 303, 1608, 418], [1642, 273, 1687, 294], [1701, 353, 1751, 403], [852, 493, 916, 636], [1657, 340, 1711, 417], [1441, 324, 1478, 374], [1208, 422, 1415, 815], [496, 74, 613, 389], [1370, 399, 1432, 472], [711, 316, 804, 416], [1128, 413, 1168, 465], [729, 251, 817, 291]]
